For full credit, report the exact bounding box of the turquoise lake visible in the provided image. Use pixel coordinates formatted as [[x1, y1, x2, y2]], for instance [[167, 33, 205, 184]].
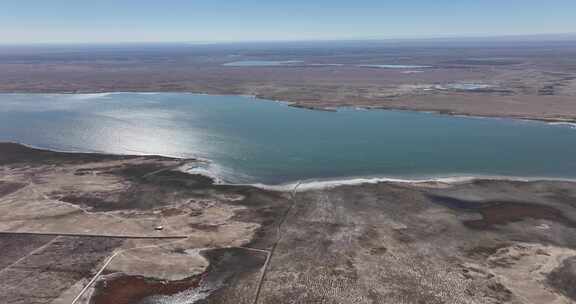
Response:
[[0, 93, 575, 184]]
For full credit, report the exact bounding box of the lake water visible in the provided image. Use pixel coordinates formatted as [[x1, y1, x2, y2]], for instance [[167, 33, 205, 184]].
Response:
[[357, 64, 433, 69], [223, 60, 303, 66], [1, 93, 575, 185], [222, 61, 433, 69]]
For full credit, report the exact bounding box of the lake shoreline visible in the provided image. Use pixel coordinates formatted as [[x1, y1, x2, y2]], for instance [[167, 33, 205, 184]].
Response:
[[5, 141, 576, 192], [2, 141, 576, 303], [2, 92, 576, 184], [1, 89, 576, 124]]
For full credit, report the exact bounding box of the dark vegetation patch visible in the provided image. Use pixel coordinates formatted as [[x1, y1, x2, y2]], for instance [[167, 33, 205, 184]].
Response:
[[144, 170, 215, 189], [0, 181, 26, 198], [358, 226, 390, 254], [200, 247, 266, 285], [548, 256, 576, 301], [54, 184, 182, 211], [391, 228, 416, 243], [111, 163, 173, 180], [53, 166, 217, 212], [92, 247, 266, 304], [464, 243, 510, 259], [427, 194, 495, 210], [428, 195, 576, 229], [0, 234, 56, 270], [56, 193, 118, 211], [74, 165, 126, 176], [111, 164, 215, 190], [369, 246, 388, 255], [484, 282, 514, 302], [160, 207, 186, 216], [10, 236, 125, 277], [539, 84, 556, 95], [0, 143, 131, 165], [0, 236, 124, 304], [172, 247, 187, 254], [188, 223, 220, 232], [228, 188, 291, 249], [464, 203, 574, 230], [194, 248, 267, 304]]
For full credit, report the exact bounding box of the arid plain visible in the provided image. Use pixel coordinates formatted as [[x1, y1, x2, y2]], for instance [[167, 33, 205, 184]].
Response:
[[1, 143, 576, 303], [2, 39, 576, 304], [1, 40, 576, 122]]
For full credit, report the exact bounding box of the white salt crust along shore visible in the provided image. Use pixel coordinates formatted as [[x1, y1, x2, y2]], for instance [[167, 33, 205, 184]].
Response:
[[7, 141, 576, 193]]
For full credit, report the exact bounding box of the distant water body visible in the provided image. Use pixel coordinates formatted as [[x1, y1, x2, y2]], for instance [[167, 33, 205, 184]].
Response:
[[1, 93, 575, 185], [222, 61, 433, 69], [357, 64, 433, 69], [223, 60, 303, 66]]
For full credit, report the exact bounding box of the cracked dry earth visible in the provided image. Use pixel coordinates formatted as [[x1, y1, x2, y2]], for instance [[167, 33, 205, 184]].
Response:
[[1, 143, 576, 303]]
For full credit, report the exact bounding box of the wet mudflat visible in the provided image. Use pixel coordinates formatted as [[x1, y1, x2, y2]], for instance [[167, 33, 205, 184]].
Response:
[[91, 248, 266, 304], [91, 275, 202, 304]]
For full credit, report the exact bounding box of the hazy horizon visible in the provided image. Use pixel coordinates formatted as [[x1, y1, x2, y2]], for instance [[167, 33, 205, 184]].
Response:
[[2, 1, 576, 44], [1, 32, 576, 47]]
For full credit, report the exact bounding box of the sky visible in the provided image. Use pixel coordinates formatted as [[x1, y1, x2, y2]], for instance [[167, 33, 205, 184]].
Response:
[[1, 0, 575, 43]]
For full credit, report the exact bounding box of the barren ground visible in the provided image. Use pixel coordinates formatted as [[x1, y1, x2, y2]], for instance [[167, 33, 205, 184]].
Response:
[[1, 40, 576, 122], [1, 143, 576, 303]]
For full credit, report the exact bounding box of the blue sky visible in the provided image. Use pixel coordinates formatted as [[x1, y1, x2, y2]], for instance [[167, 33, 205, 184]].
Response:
[[1, 0, 575, 43]]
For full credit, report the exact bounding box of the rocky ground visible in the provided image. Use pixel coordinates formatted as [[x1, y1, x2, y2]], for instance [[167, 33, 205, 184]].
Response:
[[0, 143, 576, 303]]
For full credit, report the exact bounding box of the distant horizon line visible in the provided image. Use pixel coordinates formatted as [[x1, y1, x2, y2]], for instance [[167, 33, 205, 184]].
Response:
[[1, 32, 576, 46]]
